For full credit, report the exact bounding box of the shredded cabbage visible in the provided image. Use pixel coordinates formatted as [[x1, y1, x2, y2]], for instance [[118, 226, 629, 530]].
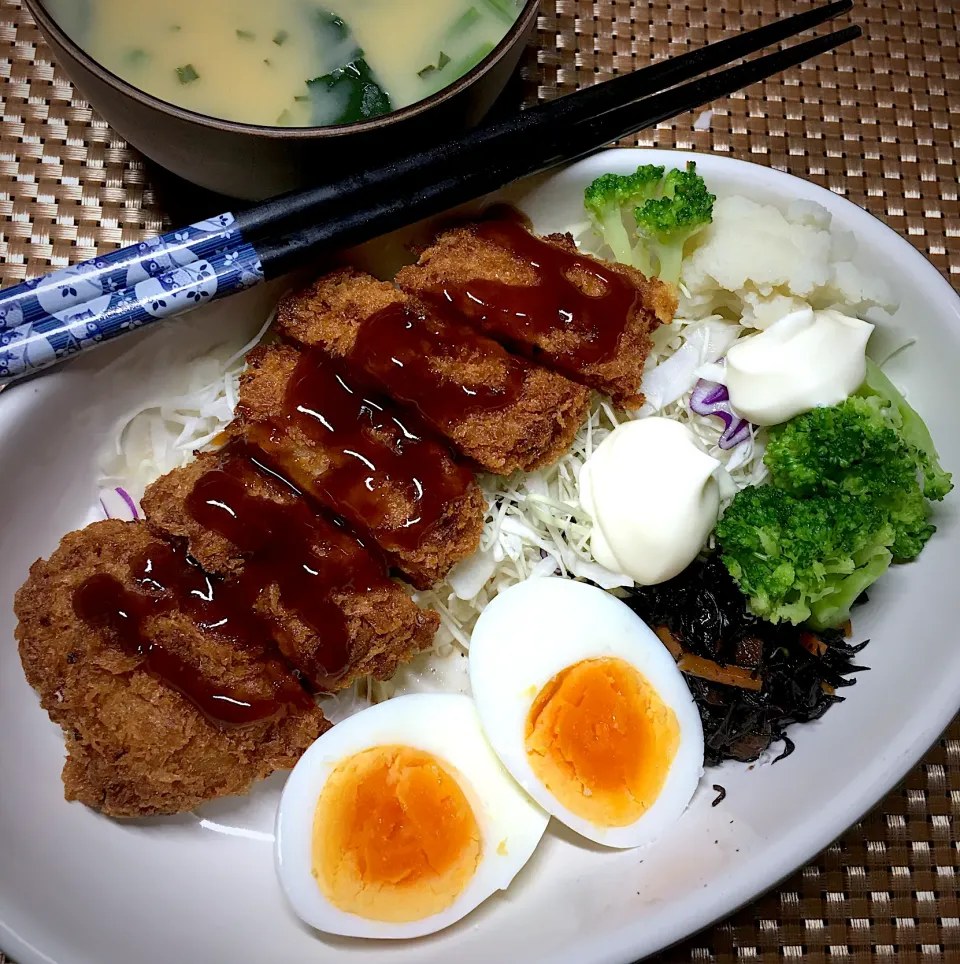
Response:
[[412, 375, 770, 649], [96, 312, 276, 510]]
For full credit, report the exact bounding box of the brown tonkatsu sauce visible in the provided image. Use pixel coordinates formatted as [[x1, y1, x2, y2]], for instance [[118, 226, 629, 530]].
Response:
[[281, 349, 475, 553], [434, 219, 640, 370], [72, 541, 312, 727], [349, 300, 525, 430], [185, 451, 393, 684]]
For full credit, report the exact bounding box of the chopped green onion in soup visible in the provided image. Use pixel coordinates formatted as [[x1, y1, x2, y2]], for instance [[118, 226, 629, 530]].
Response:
[[41, 0, 525, 127]]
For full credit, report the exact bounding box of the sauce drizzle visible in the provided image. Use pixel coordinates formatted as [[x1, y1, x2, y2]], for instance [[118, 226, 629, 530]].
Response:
[[185, 450, 391, 684], [435, 219, 640, 372], [271, 350, 474, 553], [72, 541, 311, 727], [349, 300, 525, 430]]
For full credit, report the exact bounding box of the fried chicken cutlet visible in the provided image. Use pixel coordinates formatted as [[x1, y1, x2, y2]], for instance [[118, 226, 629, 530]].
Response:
[[14, 520, 328, 817], [395, 219, 678, 409], [274, 268, 591, 474], [142, 448, 439, 690], [233, 344, 485, 588]]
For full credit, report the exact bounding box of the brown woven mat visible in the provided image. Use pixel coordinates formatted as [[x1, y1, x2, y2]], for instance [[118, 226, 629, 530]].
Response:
[[1, 0, 958, 961]]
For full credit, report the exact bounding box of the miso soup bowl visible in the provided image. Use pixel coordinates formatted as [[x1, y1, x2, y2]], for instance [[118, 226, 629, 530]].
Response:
[[23, 0, 540, 201]]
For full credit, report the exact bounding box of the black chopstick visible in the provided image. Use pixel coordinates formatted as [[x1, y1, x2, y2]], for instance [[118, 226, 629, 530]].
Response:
[[256, 24, 861, 279], [236, 0, 855, 241]]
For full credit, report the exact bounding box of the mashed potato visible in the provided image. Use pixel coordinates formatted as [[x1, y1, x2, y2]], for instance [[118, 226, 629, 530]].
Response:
[[679, 196, 899, 329]]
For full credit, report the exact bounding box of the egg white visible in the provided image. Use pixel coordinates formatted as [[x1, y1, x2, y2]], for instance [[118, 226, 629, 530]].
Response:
[[469, 578, 704, 849], [274, 692, 549, 939]]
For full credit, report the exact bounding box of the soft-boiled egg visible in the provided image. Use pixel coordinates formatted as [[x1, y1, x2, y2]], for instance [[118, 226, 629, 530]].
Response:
[[275, 693, 549, 939], [470, 578, 704, 848]]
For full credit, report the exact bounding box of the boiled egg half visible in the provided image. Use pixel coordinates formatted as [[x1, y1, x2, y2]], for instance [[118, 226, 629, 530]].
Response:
[[470, 578, 704, 848], [275, 693, 549, 939]]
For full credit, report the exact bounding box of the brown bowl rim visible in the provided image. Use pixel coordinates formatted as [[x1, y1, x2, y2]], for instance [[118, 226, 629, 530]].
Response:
[[23, 0, 540, 138]]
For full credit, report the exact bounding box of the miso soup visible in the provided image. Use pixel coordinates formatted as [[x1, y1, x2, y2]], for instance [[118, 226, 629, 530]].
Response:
[[42, 0, 525, 127]]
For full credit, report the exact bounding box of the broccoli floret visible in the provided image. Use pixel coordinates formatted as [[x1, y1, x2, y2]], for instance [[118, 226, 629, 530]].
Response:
[[858, 358, 953, 501], [765, 396, 908, 497], [583, 162, 716, 283], [716, 485, 894, 630], [765, 391, 947, 561], [633, 162, 715, 285], [718, 371, 950, 629], [765, 396, 934, 561], [583, 165, 664, 272], [882, 486, 937, 561]]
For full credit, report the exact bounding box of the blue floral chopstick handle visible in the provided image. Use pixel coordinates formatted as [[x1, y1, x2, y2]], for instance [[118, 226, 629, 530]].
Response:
[[0, 213, 264, 380]]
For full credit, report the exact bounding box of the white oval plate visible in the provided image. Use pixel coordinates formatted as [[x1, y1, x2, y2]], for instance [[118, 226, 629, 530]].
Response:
[[1, 150, 958, 964]]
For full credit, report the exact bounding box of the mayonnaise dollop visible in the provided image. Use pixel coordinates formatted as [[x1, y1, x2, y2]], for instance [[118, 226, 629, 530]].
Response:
[[579, 418, 721, 586], [724, 307, 874, 426]]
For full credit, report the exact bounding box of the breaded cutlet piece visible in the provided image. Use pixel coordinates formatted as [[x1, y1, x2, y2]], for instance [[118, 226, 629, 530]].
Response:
[[274, 268, 591, 474], [395, 223, 678, 409], [14, 520, 328, 818], [233, 344, 485, 589], [142, 450, 440, 690]]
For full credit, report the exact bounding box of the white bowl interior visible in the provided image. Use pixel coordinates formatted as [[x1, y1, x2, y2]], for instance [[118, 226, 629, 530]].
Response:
[[1, 149, 958, 964]]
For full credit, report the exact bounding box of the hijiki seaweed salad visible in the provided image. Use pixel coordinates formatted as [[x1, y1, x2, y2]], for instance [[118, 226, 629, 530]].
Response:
[[624, 558, 869, 766], [95, 162, 953, 769]]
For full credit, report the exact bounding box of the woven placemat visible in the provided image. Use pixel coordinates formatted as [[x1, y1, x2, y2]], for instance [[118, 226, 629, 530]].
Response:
[[1, 1, 958, 961]]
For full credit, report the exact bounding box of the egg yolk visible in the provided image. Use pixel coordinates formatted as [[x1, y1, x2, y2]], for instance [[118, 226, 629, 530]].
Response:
[[311, 745, 482, 923], [524, 657, 680, 828]]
